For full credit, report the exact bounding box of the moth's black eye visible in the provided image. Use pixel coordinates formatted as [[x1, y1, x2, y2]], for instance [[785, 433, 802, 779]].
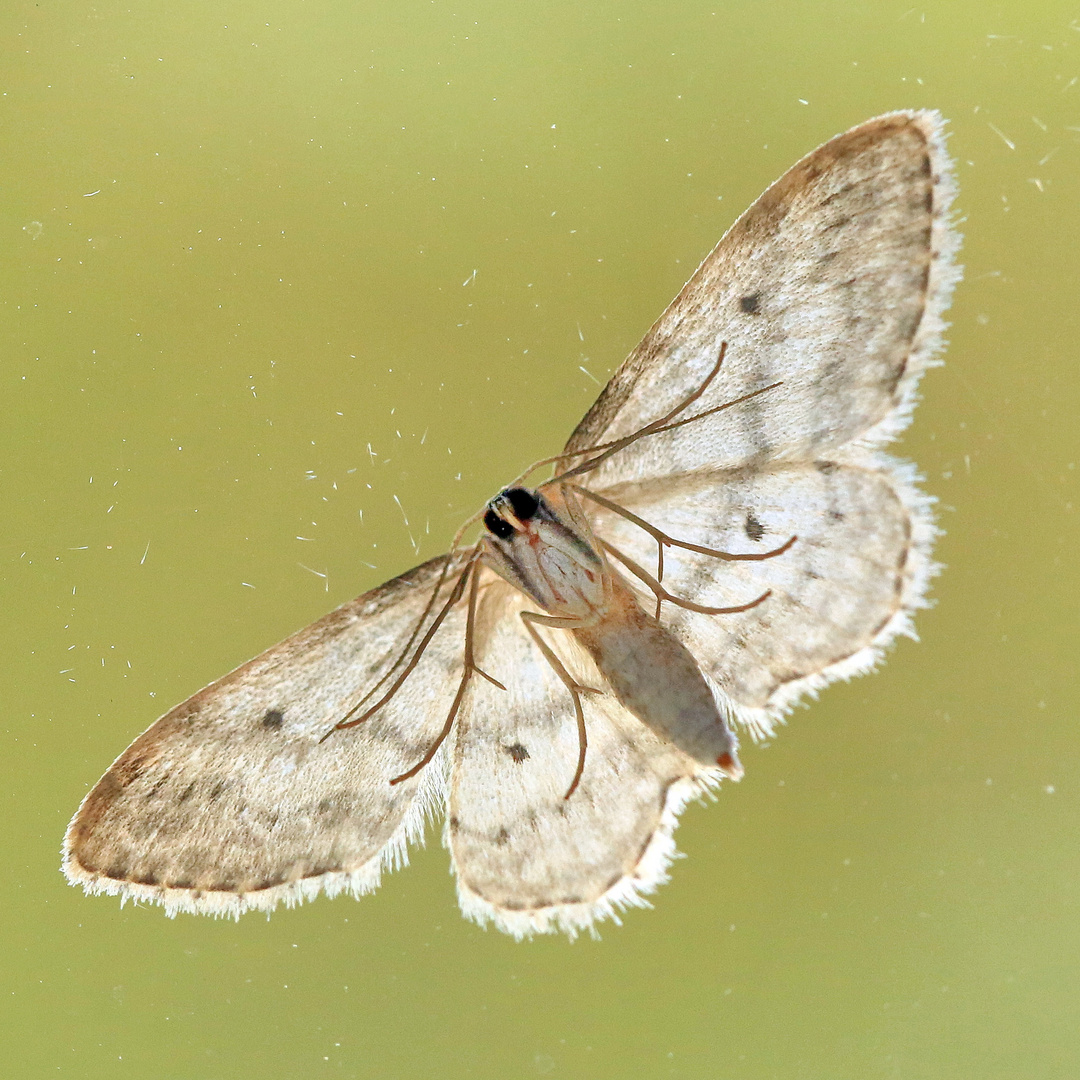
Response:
[[505, 487, 540, 521], [484, 508, 515, 540]]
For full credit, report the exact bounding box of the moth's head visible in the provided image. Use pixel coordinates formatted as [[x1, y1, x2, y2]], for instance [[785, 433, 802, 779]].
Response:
[[484, 487, 542, 540]]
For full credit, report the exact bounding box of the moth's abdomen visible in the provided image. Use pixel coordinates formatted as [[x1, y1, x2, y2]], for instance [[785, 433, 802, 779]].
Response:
[[575, 582, 742, 779]]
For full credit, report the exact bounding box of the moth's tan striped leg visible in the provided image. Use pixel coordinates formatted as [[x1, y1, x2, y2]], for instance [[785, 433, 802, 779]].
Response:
[[548, 376, 782, 484], [600, 538, 771, 622], [519, 610, 600, 800], [517, 344, 783, 492], [389, 560, 501, 786], [549, 345, 732, 483], [512, 344, 732, 491], [323, 544, 482, 740], [347, 506, 492, 721], [339, 547, 468, 720], [572, 483, 796, 586], [553, 354, 784, 486]]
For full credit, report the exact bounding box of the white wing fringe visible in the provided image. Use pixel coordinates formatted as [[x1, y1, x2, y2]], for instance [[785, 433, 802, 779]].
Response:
[[61, 741, 453, 920], [728, 109, 961, 744], [451, 767, 728, 941]]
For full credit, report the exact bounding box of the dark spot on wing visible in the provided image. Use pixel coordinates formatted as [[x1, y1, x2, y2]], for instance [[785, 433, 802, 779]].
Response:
[[178, 781, 196, 803], [815, 460, 838, 474], [147, 775, 170, 799], [208, 782, 227, 802], [105, 864, 129, 881], [829, 509, 845, 522], [744, 513, 765, 542], [449, 815, 460, 831], [504, 743, 530, 763], [821, 180, 857, 207], [262, 708, 285, 729], [739, 293, 761, 314], [168, 878, 196, 890], [494, 827, 510, 847], [107, 756, 146, 791], [133, 871, 159, 886]]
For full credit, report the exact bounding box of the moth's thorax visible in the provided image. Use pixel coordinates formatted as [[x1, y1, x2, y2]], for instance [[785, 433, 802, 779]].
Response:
[[482, 487, 606, 620]]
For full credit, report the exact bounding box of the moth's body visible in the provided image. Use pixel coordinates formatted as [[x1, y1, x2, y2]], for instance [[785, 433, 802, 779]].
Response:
[[63, 111, 961, 938], [482, 487, 743, 778]]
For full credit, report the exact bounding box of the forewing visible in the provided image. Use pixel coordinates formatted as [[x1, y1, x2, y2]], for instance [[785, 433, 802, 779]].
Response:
[[448, 574, 711, 939], [585, 457, 934, 734], [63, 553, 471, 917], [564, 111, 960, 487]]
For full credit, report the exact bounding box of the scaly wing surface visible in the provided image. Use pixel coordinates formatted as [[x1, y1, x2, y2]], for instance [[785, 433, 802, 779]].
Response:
[[448, 573, 712, 939], [563, 111, 960, 487], [561, 111, 959, 737], [63, 553, 471, 917], [583, 457, 933, 735]]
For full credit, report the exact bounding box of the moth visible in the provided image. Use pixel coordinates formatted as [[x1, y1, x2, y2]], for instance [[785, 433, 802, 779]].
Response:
[[64, 111, 961, 938]]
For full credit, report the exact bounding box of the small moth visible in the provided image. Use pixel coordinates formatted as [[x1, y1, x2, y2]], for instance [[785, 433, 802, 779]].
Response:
[[64, 111, 961, 938]]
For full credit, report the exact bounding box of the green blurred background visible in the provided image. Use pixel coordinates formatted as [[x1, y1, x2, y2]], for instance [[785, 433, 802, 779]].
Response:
[[4, 0, 1078, 1076]]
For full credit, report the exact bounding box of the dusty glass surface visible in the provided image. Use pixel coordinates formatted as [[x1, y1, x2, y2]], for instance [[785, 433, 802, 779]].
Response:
[[3, 1, 1077, 1077]]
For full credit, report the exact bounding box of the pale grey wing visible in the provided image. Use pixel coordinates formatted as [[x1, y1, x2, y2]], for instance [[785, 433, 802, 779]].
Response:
[[563, 111, 960, 487], [63, 552, 472, 917], [585, 454, 934, 735], [448, 574, 713, 939]]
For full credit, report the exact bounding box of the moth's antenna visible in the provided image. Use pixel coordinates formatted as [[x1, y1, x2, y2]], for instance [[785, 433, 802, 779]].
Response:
[[511, 343, 732, 486]]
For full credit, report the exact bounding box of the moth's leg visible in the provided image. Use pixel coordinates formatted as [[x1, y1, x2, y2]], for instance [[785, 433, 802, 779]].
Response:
[[356, 503, 511, 721], [358, 506, 494, 710], [572, 483, 797, 584], [544, 344, 727, 482], [502, 343, 727, 490], [338, 546, 470, 724], [513, 343, 784, 490], [555, 383, 787, 485], [600, 538, 771, 622], [323, 544, 482, 740], [519, 610, 598, 800], [552, 340, 784, 484], [389, 561, 504, 786]]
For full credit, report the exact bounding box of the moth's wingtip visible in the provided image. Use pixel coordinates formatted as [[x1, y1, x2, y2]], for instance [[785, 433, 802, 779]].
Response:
[[858, 107, 948, 137]]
